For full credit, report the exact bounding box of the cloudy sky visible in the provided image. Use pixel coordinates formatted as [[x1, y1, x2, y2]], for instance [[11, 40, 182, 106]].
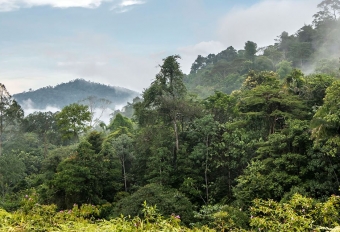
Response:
[[0, 0, 320, 94]]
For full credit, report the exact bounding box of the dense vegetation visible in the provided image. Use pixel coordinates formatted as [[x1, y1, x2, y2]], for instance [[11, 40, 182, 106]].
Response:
[[185, 0, 340, 98], [13, 79, 139, 110], [1, 1, 340, 231]]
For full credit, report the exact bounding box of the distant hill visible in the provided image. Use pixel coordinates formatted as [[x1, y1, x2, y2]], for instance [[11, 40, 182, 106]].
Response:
[[13, 79, 140, 110], [185, 18, 340, 98]]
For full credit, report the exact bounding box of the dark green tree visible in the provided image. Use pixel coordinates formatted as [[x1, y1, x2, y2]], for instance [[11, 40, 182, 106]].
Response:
[[112, 184, 194, 225], [244, 41, 257, 66], [312, 80, 340, 156], [134, 56, 203, 187], [51, 140, 121, 208], [107, 113, 133, 132], [102, 134, 134, 192], [22, 111, 61, 156]]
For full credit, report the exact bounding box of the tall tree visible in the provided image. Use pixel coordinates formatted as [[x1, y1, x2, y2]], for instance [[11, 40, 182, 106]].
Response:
[[79, 96, 112, 127], [136, 55, 187, 158], [0, 83, 24, 156], [102, 134, 134, 192], [244, 41, 258, 67], [186, 115, 219, 204], [134, 56, 202, 186]]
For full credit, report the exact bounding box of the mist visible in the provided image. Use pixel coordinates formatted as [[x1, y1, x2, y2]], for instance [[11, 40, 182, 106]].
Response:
[[21, 98, 130, 125]]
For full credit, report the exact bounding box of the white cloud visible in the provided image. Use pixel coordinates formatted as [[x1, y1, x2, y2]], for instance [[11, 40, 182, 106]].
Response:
[[110, 0, 145, 13], [217, 0, 320, 49], [0, 0, 112, 11], [0, 32, 159, 94], [178, 41, 226, 73], [120, 0, 144, 7]]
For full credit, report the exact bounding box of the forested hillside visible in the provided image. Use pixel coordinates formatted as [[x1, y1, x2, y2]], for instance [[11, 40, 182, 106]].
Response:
[[1, 1, 340, 231], [13, 79, 139, 110], [185, 2, 340, 98]]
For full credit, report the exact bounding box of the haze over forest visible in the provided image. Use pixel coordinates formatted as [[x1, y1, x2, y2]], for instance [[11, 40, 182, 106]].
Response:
[[1, 0, 320, 95], [1, 0, 340, 231]]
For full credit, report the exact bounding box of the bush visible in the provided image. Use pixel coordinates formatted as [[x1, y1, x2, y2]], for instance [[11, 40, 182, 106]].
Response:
[[112, 183, 194, 224]]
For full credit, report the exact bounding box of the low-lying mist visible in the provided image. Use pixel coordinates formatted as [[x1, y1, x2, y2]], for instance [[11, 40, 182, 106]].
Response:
[[22, 98, 128, 125]]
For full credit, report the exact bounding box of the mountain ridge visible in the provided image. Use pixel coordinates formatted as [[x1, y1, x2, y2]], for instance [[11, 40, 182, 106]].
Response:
[[13, 78, 140, 110]]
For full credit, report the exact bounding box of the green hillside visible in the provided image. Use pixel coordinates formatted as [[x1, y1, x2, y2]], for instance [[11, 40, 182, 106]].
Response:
[[185, 15, 340, 98]]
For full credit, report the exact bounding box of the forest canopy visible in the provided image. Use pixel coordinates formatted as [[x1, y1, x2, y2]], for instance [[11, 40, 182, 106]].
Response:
[[1, 1, 340, 231]]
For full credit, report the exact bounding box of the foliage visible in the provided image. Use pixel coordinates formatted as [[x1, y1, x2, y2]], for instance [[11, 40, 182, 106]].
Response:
[[193, 204, 249, 230], [107, 113, 133, 133], [312, 80, 340, 156], [2, 3, 340, 230], [112, 184, 195, 225], [0, 83, 24, 156], [250, 193, 340, 231], [0, 193, 203, 231], [56, 103, 91, 142], [48, 140, 121, 208]]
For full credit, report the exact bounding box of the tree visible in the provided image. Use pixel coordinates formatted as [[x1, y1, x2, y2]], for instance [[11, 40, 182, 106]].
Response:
[[112, 184, 194, 225], [314, 58, 340, 77], [0, 83, 24, 156], [217, 46, 238, 62], [312, 80, 340, 156], [135, 55, 187, 160], [51, 140, 121, 208], [317, 0, 340, 20], [277, 31, 296, 59], [264, 45, 283, 68], [307, 74, 335, 102], [297, 25, 316, 43], [22, 111, 61, 157], [56, 103, 91, 142], [239, 71, 307, 137], [276, 60, 293, 79], [107, 113, 133, 133], [190, 55, 207, 74], [254, 56, 274, 71], [244, 41, 257, 66], [133, 56, 203, 187], [290, 42, 313, 68], [79, 96, 112, 127], [204, 91, 237, 124], [186, 115, 219, 204], [0, 153, 25, 201], [102, 134, 134, 192]]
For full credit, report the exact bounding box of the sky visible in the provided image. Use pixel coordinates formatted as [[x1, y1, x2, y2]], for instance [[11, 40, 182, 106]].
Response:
[[0, 0, 320, 94]]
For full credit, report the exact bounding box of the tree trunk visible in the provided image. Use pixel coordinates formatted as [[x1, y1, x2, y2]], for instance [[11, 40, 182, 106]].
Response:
[[173, 116, 179, 166], [173, 117, 179, 152], [205, 135, 209, 204], [43, 133, 48, 158], [228, 155, 231, 197], [122, 158, 127, 192]]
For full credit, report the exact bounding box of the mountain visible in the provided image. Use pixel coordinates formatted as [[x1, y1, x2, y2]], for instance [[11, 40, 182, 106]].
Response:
[[13, 79, 140, 110]]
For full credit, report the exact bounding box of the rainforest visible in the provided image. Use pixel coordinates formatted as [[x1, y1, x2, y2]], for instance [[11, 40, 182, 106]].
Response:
[[1, 0, 340, 231]]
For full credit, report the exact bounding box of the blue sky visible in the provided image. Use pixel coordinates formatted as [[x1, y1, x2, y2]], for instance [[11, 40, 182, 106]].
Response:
[[0, 0, 319, 94]]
